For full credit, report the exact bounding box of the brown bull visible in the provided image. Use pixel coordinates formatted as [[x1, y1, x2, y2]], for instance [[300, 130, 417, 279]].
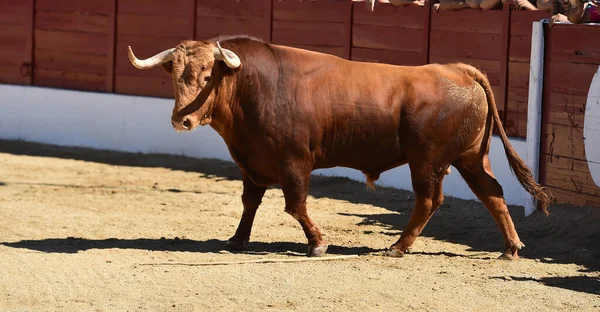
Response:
[[128, 35, 551, 259]]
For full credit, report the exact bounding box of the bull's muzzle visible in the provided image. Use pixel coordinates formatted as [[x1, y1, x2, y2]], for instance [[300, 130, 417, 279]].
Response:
[[171, 117, 193, 131]]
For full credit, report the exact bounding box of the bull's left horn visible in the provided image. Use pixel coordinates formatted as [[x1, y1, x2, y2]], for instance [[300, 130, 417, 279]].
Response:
[[213, 42, 241, 69], [128, 46, 175, 69]]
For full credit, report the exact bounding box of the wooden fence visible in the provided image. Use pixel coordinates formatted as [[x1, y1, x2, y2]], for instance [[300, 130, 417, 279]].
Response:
[[1, 0, 599, 206]]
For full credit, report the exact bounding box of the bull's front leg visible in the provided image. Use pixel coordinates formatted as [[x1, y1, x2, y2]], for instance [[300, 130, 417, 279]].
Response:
[[225, 174, 267, 251], [279, 161, 328, 257]]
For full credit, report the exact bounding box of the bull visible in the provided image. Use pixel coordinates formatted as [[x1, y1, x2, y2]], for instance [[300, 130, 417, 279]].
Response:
[[127, 35, 551, 259]]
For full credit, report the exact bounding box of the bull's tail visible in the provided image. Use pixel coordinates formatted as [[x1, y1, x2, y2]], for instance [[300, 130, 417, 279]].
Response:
[[470, 66, 552, 215]]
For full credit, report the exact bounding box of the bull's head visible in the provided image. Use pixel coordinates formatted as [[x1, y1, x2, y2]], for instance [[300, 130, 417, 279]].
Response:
[[127, 41, 241, 131]]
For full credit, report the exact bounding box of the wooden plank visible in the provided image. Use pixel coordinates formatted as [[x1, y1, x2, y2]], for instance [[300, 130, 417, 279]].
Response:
[[35, 10, 108, 33], [0, 64, 30, 85], [505, 86, 528, 138], [422, 0, 431, 65], [545, 61, 599, 96], [273, 0, 347, 23], [24, 0, 34, 85], [351, 47, 423, 66], [429, 31, 503, 60], [117, 14, 194, 39], [34, 49, 106, 74], [352, 2, 424, 29], [282, 44, 345, 58], [352, 24, 422, 52], [541, 122, 586, 160], [541, 186, 600, 206], [36, 0, 113, 15], [509, 11, 551, 62], [33, 68, 106, 92], [543, 155, 600, 198], [499, 4, 510, 128], [0, 0, 30, 25], [543, 90, 586, 128], [0, 24, 29, 51], [197, 0, 267, 19], [115, 74, 174, 98], [0, 49, 27, 67], [272, 21, 345, 47], [35, 29, 108, 55], [342, 0, 352, 60], [430, 9, 503, 34], [106, 0, 116, 92], [196, 16, 270, 41], [507, 61, 529, 89], [119, 0, 195, 17], [547, 24, 600, 65], [505, 111, 527, 138]]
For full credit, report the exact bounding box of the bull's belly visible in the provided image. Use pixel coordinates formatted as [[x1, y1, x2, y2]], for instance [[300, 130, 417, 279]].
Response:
[[316, 144, 406, 175]]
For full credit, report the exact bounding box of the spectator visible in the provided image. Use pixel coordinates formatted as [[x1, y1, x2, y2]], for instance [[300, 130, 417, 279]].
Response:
[[550, 0, 600, 25]]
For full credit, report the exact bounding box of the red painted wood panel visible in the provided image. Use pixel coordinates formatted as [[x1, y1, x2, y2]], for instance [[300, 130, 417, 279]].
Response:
[[508, 11, 550, 62], [34, 68, 106, 92], [0, 64, 30, 85], [545, 61, 598, 96], [119, 0, 194, 17], [272, 0, 347, 57], [0, 0, 30, 25], [273, 0, 347, 23], [352, 2, 424, 29], [115, 74, 174, 98], [353, 24, 423, 52], [117, 14, 193, 38], [34, 49, 106, 74], [36, 0, 113, 15], [429, 31, 503, 60], [0, 25, 29, 56], [547, 24, 600, 65], [195, 16, 270, 41], [196, 0, 267, 19], [430, 8, 504, 34], [351, 48, 423, 66], [0, 0, 33, 85], [35, 29, 108, 56], [35, 10, 109, 33], [543, 155, 600, 199]]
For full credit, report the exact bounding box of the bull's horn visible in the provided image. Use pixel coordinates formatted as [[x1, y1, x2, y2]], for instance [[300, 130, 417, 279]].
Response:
[[213, 42, 241, 69], [127, 46, 175, 69]]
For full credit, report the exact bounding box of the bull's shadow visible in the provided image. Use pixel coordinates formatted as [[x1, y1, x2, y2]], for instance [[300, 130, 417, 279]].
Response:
[[1, 139, 599, 273], [0, 237, 376, 256]]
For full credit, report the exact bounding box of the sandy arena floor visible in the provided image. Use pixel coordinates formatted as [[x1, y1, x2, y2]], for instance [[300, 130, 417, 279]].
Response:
[[0, 140, 598, 311]]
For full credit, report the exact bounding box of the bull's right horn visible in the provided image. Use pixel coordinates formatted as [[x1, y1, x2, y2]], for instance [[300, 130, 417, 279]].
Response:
[[128, 46, 175, 69]]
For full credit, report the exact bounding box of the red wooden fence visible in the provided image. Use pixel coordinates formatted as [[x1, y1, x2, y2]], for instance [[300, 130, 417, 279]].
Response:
[[540, 23, 600, 206], [1, 0, 599, 206]]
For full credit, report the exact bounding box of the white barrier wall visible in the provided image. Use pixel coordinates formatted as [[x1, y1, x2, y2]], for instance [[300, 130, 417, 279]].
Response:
[[0, 84, 531, 211]]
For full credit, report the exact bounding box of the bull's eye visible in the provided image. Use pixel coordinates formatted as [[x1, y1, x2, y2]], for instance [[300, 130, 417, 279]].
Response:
[[201, 65, 206, 71]]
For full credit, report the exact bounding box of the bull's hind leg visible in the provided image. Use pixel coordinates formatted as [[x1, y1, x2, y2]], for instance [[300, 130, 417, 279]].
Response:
[[454, 154, 524, 260], [387, 165, 446, 257], [226, 174, 267, 250], [279, 161, 327, 257]]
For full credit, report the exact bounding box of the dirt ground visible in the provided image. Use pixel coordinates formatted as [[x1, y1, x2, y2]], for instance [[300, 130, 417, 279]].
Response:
[[0, 139, 599, 311]]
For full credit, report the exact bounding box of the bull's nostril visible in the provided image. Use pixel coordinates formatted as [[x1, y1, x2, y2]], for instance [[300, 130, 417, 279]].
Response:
[[182, 119, 192, 130]]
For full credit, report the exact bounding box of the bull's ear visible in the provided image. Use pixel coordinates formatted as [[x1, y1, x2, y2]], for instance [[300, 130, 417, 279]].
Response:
[[160, 61, 174, 75]]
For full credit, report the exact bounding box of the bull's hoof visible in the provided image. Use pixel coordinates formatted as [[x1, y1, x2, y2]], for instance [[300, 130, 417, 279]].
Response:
[[497, 242, 525, 260], [225, 238, 248, 251], [308, 244, 329, 257], [384, 248, 406, 257]]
